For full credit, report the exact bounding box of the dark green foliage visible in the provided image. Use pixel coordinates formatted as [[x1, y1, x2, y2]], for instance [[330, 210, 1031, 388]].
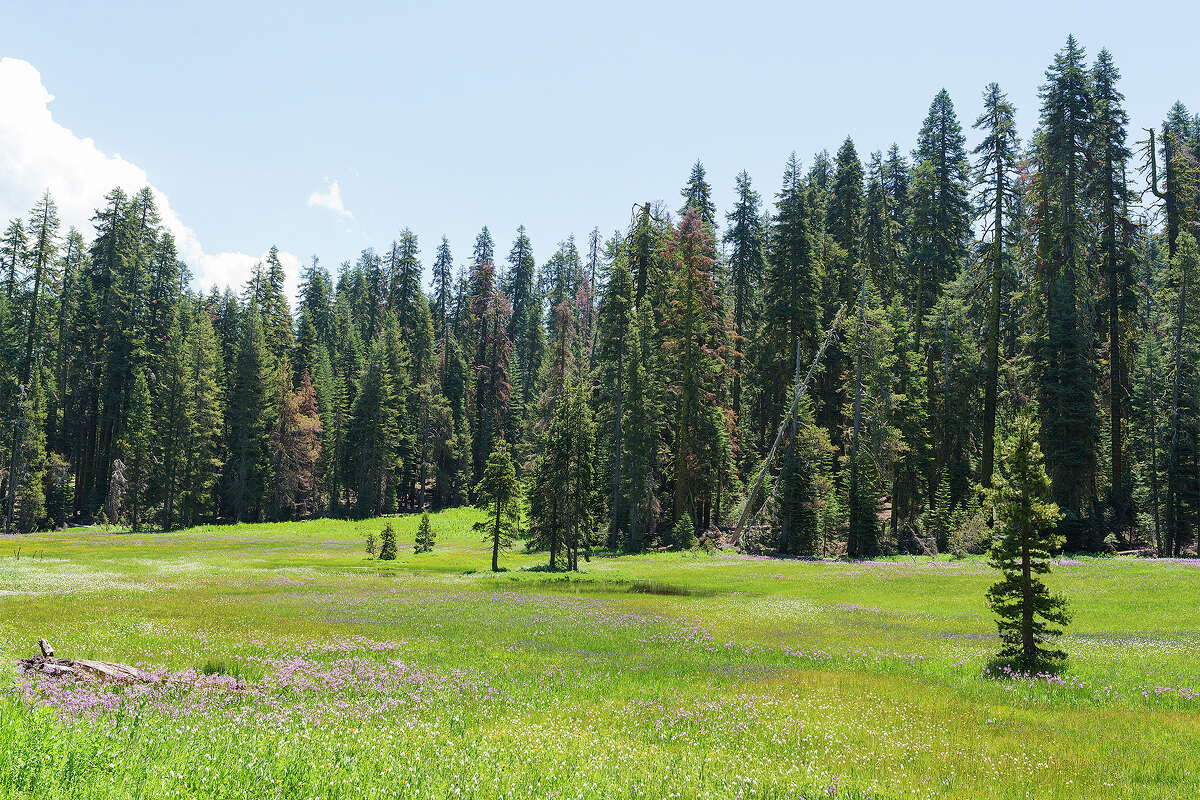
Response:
[[414, 511, 435, 553], [226, 311, 274, 522], [679, 160, 717, 229], [6, 40, 1182, 570], [985, 412, 1069, 672], [474, 441, 520, 571], [378, 521, 397, 560], [1033, 36, 1099, 549], [674, 512, 696, 550]]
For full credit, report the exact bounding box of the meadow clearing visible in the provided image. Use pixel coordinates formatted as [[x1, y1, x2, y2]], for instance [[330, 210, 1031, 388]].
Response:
[[1, 509, 1198, 799]]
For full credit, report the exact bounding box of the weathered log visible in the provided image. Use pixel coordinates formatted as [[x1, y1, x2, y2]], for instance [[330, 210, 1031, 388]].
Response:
[[18, 641, 157, 683]]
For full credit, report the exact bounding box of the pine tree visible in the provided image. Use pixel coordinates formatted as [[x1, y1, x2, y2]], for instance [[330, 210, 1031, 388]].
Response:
[[664, 208, 733, 531], [724, 170, 766, 424], [20, 191, 59, 382], [3, 380, 47, 533], [390, 229, 422, 334], [679, 160, 717, 229], [272, 372, 323, 519], [350, 337, 399, 517], [826, 137, 865, 305], [674, 512, 696, 550], [432, 236, 455, 349], [504, 226, 543, 421], [621, 301, 661, 552], [776, 396, 828, 556], [178, 308, 225, 526], [761, 155, 820, 449], [1033, 36, 1098, 549], [527, 383, 595, 570], [414, 511, 436, 553], [1163, 233, 1200, 557], [1, 218, 27, 304], [117, 370, 153, 530], [1089, 49, 1135, 531], [910, 89, 971, 333], [985, 411, 1069, 672], [973, 82, 1021, 489], [595, 248, 635, 546], [226, 310, 273, 522], [469, 252, 512, 489], [378, 521, 397, 560], [474, 441, 520, 571]]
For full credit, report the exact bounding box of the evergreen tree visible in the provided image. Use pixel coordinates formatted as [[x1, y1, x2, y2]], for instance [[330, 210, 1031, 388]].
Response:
[[1, 218, 27, 303], [432, 236, 455, 348], [985, 411, 1069, 672], [378, 521, 397, 560], [117, 370, 153, 530], [414, 511, 436, 553], [272, 372, 323, 519], [178, 308, 225, 526], [621, 301, 662, 552], [474, 441, 520, 571], [664, 208, 733, 530], [226, 310, 273, 522], [826, 137, 865, 304], [1089, 49, 1135, 531], [350, 336, 399, 517], [973, 82, 1022, 489], [1163, 233, 1200, 556], [679, 160, 717, 229], [1033, 36, 1098, 549], [3, 380, 47, 533], [760, 155, 820, 449], [724, 170, 766, 422]]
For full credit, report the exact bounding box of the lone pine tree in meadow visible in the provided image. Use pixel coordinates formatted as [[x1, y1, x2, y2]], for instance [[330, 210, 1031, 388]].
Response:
[[414, 511, 435, 553], [474, 441, 520, 572], [985, 412, 1070, 672], [378, 521, 397, 560]]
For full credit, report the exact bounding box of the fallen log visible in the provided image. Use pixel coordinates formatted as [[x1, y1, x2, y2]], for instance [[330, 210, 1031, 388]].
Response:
[[18, 640, 158, 683]]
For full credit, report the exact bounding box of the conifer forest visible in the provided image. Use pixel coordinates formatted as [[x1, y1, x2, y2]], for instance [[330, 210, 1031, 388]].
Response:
[[4, 37, 1193, 560], [2, 33, 1200, 800]]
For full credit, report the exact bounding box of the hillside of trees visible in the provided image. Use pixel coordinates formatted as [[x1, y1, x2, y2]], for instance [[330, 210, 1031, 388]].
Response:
[[2, 36, 1197, 562]]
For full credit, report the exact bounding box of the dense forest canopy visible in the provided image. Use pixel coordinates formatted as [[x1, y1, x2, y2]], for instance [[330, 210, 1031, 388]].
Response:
[[2, 36, 1197, 563]]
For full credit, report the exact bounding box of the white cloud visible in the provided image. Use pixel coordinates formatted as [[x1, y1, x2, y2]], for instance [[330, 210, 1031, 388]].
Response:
[[307, 178, 351, 218], [0, 57, 297, 294]]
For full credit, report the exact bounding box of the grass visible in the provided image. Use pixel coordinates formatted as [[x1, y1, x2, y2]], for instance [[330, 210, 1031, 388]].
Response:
[[0, 508, 1197, 798]]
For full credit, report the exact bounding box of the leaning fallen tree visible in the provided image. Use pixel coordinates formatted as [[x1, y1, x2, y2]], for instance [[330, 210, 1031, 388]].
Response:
[[18, 638, 157, 683]]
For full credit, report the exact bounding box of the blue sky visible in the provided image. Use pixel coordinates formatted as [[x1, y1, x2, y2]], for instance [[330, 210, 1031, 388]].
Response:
[[1, 0, 1196, 295]]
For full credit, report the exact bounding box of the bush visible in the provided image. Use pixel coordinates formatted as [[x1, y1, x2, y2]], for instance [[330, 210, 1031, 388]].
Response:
[[414, 512, 435, 553], [378, 522, 397, 560]]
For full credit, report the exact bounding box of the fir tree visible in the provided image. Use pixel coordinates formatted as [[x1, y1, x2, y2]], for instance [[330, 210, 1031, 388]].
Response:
[[973, 82, 1021, 489], [117, 370, 153, 530], [414, 511, 435, 553], [724, 170, 766, 424], [679, 160, 717, 229], [674, 512, 696, 550], [1089, 49, 1135, 530], [1034, 36, 1098, 549], [378, 521, 397, 560], [474, 441, 520, 571], [226, 310, 273, 522], [985, 411, 1069, 672]]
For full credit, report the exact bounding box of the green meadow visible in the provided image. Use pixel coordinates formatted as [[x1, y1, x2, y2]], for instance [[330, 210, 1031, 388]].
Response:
[[1, 509, 1198, 799]]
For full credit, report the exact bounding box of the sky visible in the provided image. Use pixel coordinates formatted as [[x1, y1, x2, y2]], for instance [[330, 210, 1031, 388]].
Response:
[[2, 0, 1197, 298]]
